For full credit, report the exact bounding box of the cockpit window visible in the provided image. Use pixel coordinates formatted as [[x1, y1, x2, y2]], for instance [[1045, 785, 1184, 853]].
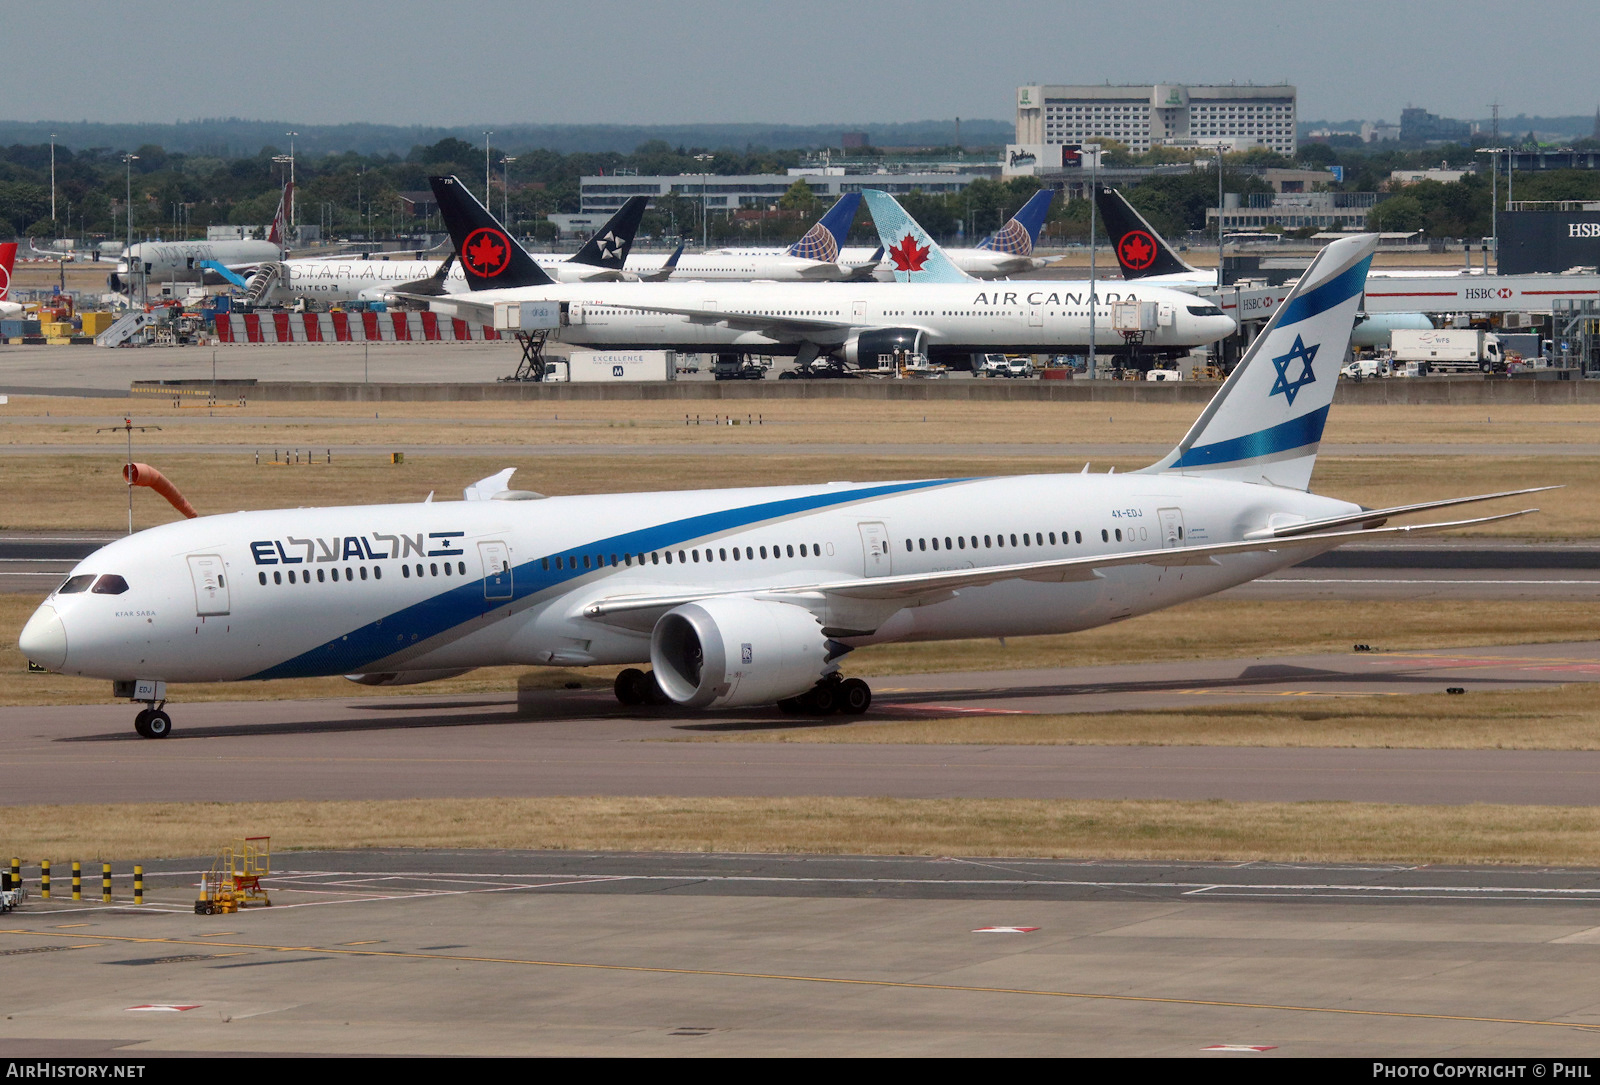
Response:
[[57, 574, 95, 594], [91, 575, 130, 595], [1187, 305, 1224, 317]]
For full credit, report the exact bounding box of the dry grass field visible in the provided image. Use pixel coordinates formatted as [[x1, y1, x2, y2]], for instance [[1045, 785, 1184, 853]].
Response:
[[4, 795, 1598, 866], [3, 394, 1600, 447]]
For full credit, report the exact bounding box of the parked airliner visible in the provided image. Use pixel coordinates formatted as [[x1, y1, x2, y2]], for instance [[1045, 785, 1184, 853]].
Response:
[[420, 176, 1234, 369], [0, 243, 20, 318], [110, 184, 290, 293], [20, 231, 1545, 737]]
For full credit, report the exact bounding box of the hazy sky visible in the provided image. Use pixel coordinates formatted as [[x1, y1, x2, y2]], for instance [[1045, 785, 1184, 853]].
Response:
[[3, 0, 1595, 127]]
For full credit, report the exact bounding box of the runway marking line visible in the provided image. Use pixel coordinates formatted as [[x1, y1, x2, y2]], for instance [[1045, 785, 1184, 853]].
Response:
[[2, 927, 1594, 1033]]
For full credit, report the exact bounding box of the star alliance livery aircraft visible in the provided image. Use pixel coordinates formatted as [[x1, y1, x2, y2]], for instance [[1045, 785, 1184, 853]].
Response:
[[20, 231, 1546, 737]]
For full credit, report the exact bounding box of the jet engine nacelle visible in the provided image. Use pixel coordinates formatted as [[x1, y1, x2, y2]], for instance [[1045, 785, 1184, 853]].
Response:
[[650, 598, 829, 709], [840, 327, 926, 370]]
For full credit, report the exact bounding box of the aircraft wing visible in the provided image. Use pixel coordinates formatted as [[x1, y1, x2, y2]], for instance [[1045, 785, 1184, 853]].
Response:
[[581, 507, 1539, 623], [607, 302, 858, 338]]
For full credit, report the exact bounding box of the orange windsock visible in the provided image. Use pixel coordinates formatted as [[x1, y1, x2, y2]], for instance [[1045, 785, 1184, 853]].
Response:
[[123, 462, 198, 519]]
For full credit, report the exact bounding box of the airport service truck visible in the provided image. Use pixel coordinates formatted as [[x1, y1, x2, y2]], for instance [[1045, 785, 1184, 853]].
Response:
[[545, 350, 679, 383], [1389, 329, 1504, 373]]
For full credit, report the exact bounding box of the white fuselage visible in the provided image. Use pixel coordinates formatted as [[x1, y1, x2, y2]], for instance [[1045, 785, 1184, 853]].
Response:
[[116, 240, 283, 282], [26, 473, 1352, 686], [447, 280, 1234, 357], [719, 245, 1044, 280]]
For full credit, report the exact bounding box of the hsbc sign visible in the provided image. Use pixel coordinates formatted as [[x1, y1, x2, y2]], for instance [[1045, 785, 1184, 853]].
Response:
[[1501, 210, 1600, 274]]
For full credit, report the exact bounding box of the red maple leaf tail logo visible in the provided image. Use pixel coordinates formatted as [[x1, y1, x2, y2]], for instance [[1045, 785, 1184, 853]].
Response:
[[888, 234, 929, 273], [464, 229, 508, 276]]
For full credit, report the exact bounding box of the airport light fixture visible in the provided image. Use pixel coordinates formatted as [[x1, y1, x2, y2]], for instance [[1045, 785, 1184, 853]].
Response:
[[484, 131, 494, 206], [1479, 147, 1507, 261], [285, 131, 298, 234], [1085, 144, 1098, 380], [695, 153, 715, 248], [1217, 142, 1227, 290], [49, 133, 56, 227], [500, 156, 517, 231]]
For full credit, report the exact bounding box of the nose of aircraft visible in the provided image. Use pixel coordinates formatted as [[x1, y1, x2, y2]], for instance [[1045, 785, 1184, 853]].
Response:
[[19, 603, 67, 671]]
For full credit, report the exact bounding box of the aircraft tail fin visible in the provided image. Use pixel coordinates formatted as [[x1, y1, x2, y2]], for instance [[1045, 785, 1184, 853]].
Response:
[[0, 242, 15, 300], [1095, 184, 1197, 278], [976, 188, 1054, 254], [267, 182, 293, 248], [1143, 233, 1378, 491], [569, 196, 647, 270], [860, 190, 972, 284], [788, 193, 861, 262], [428, 175, 555, 291]]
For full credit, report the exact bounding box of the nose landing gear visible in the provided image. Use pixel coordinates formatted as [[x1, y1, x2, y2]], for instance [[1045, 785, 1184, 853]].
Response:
[[115, 680, 174, 739], [133, 705, 172, 738]]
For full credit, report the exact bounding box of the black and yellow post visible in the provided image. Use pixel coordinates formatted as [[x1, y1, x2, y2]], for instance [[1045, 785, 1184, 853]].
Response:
[[101, 863, 112, 904], [133, 866, 144, 906], [40, 860, 50, 899], [9, 858, 18, 893], [71, 860, 81, 901]]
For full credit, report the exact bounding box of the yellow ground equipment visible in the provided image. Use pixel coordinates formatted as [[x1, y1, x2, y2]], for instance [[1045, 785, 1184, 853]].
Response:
[[194, 836, 272, 915]]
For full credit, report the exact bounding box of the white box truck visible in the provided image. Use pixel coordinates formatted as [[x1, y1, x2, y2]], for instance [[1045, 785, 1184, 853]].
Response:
[[1389, 329, 1503, 373], [564, 350, 679, 383]]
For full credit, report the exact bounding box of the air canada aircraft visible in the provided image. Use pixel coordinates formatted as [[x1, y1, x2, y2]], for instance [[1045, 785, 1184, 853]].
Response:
[[264, 196, 657, 302], [1093, 184, 1437, 347], [20, 231, 1547, 738], [419, 175, 1234, 369]]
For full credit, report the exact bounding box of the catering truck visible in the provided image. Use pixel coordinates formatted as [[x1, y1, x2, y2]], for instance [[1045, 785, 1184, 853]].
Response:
[[1389, 329, 1504, 373], [557, 350, 680, 383]]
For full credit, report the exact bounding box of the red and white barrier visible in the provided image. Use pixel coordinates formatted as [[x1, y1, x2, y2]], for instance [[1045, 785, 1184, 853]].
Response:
[[213, 311, 501, 345]]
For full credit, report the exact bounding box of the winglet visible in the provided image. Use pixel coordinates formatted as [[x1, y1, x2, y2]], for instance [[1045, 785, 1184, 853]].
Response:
[[860, 190, 971, 284]]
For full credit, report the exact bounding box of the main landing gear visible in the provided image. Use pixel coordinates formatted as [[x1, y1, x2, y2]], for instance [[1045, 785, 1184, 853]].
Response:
[[134, 704, 172, 739], [778, 675, 871, 717], [613, 668, 670, 707]]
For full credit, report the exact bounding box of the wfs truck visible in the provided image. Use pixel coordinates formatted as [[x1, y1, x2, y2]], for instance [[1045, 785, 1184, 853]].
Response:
[[1390, 329, 1504, 373]]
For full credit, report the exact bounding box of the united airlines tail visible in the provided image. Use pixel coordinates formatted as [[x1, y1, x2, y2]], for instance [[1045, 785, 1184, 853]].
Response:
[[976, 188, 1054, 255], [569, 196, 648, 271], [1143, 233, 1377, 491], [428, 175, 556, 291], [787, 193, 861, 262], [860, 190, 971, 284], [1095, 184, 1197, 279]]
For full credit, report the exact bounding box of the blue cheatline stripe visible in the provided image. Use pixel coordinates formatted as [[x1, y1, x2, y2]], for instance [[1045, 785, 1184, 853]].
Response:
[[1276, 255, 1372, 329], [247, 478, 967, 680], [1171, 405, 1329, 469]]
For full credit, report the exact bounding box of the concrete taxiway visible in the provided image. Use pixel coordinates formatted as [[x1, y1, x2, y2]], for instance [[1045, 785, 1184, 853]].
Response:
[[2, 850, 1599, 1056], [6, 641, 1600, 807]]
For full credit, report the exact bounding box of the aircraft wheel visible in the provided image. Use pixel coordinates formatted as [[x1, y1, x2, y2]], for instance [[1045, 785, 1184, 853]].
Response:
[[144, 710, 173, 739], [839, 679, 872, 715], [808, 683, 838, 716], [614, 668, 648, 706], [134, 709, 153, 738]]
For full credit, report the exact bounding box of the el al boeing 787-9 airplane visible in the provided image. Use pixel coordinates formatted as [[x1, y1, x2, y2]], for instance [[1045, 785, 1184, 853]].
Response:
[[20, 232, 1547, 737]]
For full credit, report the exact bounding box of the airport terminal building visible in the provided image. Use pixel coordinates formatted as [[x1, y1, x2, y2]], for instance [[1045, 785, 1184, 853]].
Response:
[[1014, 83, 1297, 157], [578, 169, 993, 214]]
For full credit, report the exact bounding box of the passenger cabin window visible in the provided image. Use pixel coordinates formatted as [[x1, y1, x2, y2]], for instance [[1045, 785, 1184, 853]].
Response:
[[58, 574, 95, 594]]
